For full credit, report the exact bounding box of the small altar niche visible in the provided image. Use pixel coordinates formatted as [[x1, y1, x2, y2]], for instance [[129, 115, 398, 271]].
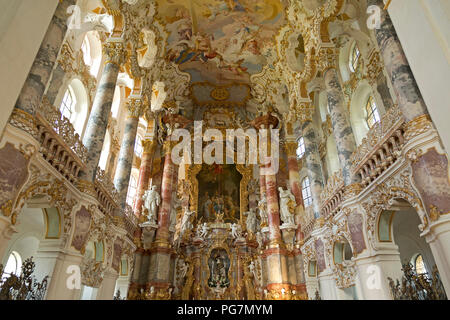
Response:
[[207, 248, 231, 290]]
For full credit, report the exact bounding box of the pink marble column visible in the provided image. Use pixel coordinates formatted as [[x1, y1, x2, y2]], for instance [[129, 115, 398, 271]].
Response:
[[133, 140, 156, 218], [154, 151, 175, 243]]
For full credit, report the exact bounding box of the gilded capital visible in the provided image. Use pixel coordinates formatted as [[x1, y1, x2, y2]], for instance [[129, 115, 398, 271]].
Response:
[[103, 41, 126, 67], [126, 98, 146, 118]]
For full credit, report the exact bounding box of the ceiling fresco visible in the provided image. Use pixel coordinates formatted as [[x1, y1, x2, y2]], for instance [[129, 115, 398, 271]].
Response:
[[156, 0, 288, 85]]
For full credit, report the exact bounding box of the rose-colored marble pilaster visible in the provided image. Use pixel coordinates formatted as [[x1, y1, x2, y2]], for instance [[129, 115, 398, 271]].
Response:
[[134, 140, 156, 217], [265, 168, 283, 244], [301, 120, 325, 218], [13, 0, 76, 116], [324, 67, 359, 185], [113, 99, 143, 209], [81, 41, 125, 182]]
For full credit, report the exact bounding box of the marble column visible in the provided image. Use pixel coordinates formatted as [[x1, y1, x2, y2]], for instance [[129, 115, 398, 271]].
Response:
[[45, 63, 67, 107], [254, 114, 290, 295], [284, 141, 304, 207], [148, 112, 189, 291], [369, 1, 450, 295], [324, 67, 359, 186], [134, 139, 157, 217], [96, 268, 119, 300], [113, 98, 144, 209], [81, 41, 125, 182], [13, 0, 76, 116], [45, 250, 84, 300], [368, 0, 428, 122], [301, 119, 325, 218]]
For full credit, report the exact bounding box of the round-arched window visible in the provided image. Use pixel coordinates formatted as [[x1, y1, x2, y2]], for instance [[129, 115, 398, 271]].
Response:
[[296, 137, 305, 159], [414, 254, 427, 275], [3, 251, 22, 278]]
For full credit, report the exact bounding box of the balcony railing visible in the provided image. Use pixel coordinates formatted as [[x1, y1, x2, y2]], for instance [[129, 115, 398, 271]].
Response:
[[35, 98, 88, 183], [350, 107, 405, 187], [320, 170, 345, 217], [95, 168, 119, 214]]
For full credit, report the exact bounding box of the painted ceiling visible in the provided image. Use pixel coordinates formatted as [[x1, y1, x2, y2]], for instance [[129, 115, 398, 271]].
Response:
[[156, 0, 288, 86]]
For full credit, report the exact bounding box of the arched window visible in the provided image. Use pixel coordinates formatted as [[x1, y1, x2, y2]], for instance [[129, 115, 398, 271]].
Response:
[[81, 37, 91, 67], [414, 254, 427, 275], [126, 176, 137, 206], [60, 86, 76, 120], [302, 177, 313, 208], [296, 137, 305, 159], [98, 130, 111, 171], [365, 96, 380, 129], [349, 43, 361, 73], [134, 135, 143, 158], [2, 251, 22, 279], [111, 86, 121, 118]]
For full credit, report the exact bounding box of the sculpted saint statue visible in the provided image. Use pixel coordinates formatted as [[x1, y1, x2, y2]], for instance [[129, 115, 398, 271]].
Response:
[[196, 222, 209, 239], [278, 187, 296, 225], [143, 185, 160, 224], [258, 196, 268, 226], [244, 208, 257, 234], [180, 208, 194, 235]]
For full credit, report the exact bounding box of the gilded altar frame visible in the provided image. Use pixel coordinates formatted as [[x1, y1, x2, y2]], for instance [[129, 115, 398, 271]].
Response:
[[186, 161, 252, 225]]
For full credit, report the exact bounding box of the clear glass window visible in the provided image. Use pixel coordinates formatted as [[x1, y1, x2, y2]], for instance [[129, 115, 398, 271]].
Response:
[[60, 86, 76, 121], [302, 177, 313, 207], [297, 137, 305, 159], [2, 251, 22, 280], [365, 96, 380, 129], [135, 136, 143, 158], [126, 176, 137, 206], [349, 43, 361, 73]]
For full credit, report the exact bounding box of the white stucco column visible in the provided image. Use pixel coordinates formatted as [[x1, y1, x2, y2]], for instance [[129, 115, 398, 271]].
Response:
[[305, 276, 320, 300], [45, 249, 84, 300], [353, 245, 403, 300], [317, 268, 338, 300], [0, 216, 17, 262], [114, 274, 131, 299], [97, 268, 119, 300], [425, 214, 450, 295]]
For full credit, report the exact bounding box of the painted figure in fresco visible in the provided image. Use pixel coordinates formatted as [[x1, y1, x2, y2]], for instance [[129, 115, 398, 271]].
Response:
[[143, 185, 160, 224], [278, 187, 296, 226]]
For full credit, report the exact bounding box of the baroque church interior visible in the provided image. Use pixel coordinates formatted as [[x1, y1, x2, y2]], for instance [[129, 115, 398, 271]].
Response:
[[0, 0, 449, 301]]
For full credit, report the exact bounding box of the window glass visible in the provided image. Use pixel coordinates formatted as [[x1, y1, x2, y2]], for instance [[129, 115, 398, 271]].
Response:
[[365, 96, 380, 129], [126, 176, 137, 206], [297, 137, 305, 159], [350, 43, 361, 73], [60, 86, 76, 121], [302, 177, 313, 207]]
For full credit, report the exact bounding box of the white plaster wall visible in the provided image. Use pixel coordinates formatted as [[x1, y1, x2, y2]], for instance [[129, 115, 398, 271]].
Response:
[[388, 0, 450, 153], [0, 0, 59, 137]]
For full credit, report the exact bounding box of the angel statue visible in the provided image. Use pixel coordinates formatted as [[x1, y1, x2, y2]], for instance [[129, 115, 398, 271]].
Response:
[[278, 187, 296, 226], [230, 223, 242, 239], [143, 185, 160, 224], [196, 222, 209, 239]]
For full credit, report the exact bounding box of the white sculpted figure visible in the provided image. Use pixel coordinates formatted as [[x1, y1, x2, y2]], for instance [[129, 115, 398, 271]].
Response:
[[143, 185, 160, 224], [278, 187, 296, 225], [258, 196, 268, 226], [244, 208, 257, 234], [196, 222, 209, 239], [230, 223, 242, 239], [180, 208, 194, 235]]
